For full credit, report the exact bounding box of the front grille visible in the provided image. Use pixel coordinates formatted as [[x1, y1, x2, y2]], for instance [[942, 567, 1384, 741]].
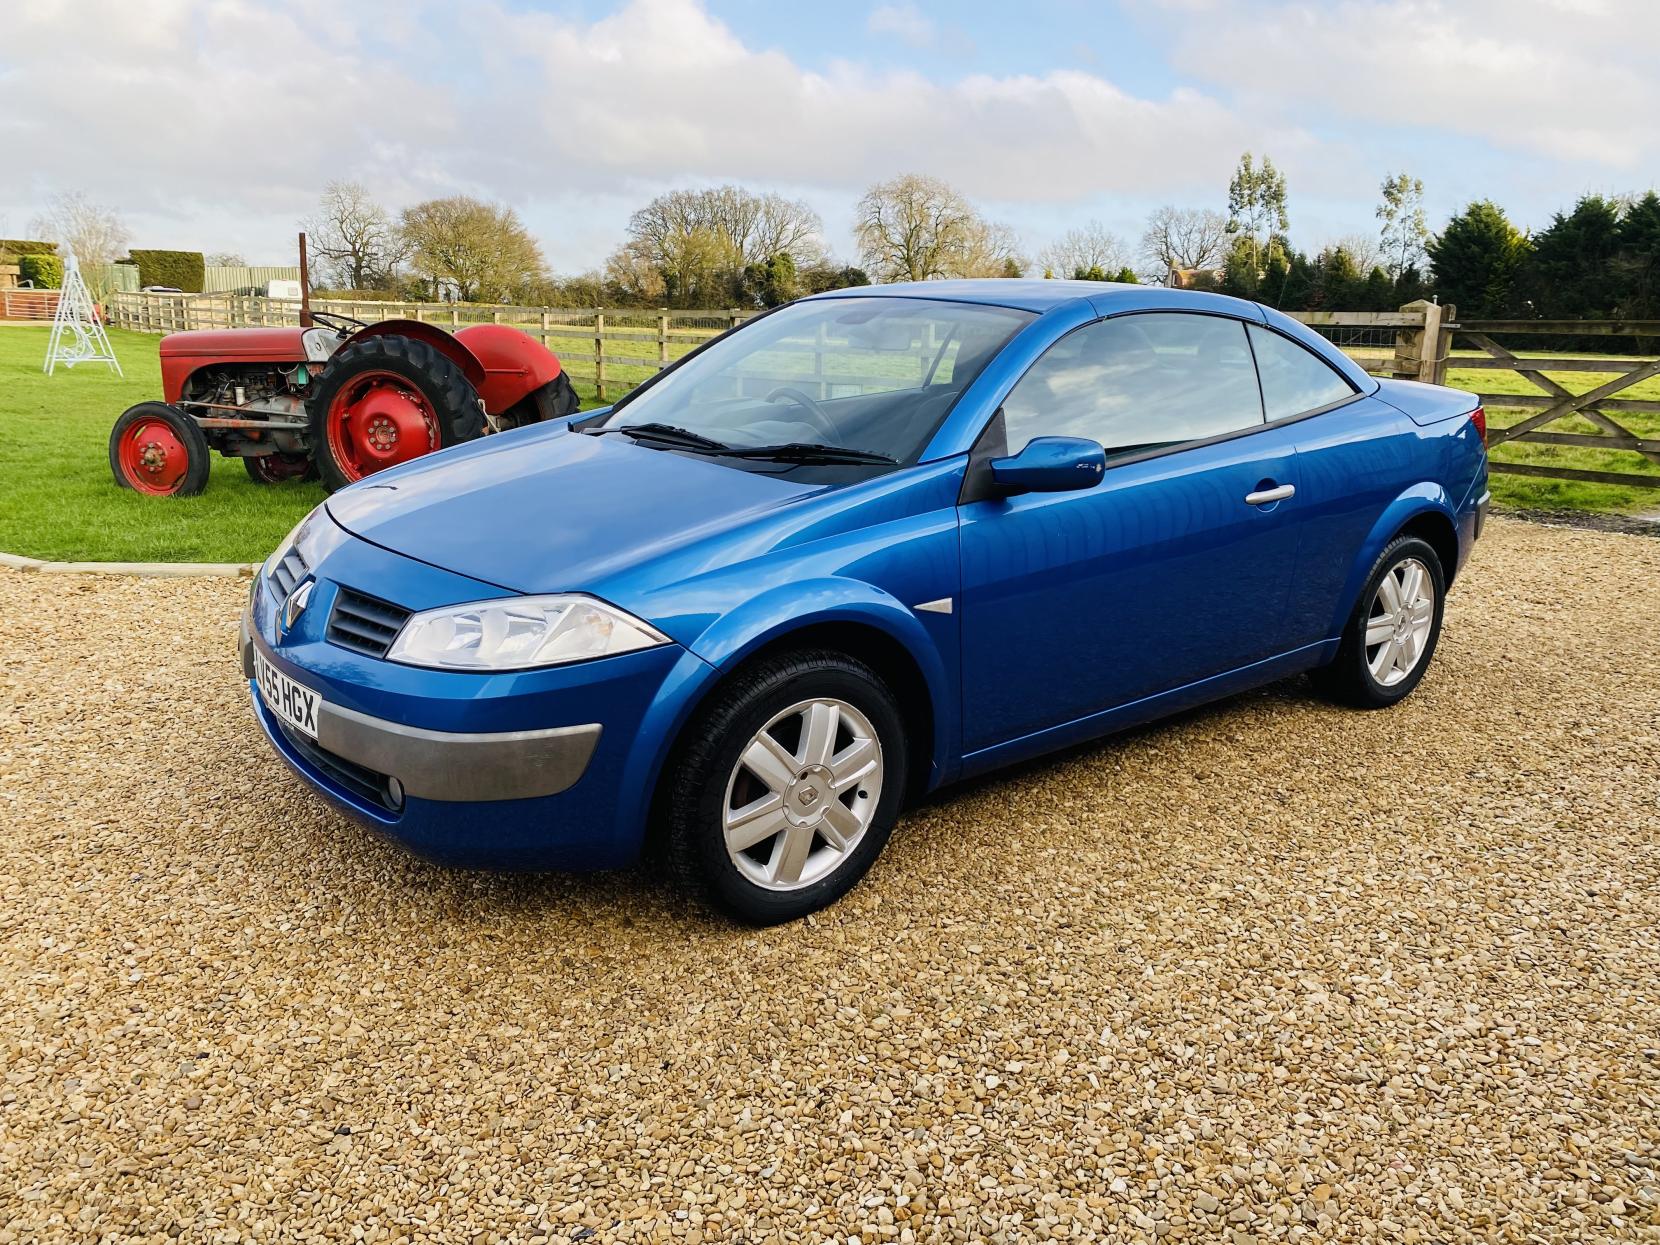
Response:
[[328, 587, 412, 658], [277, 720, 399, 811], [267, 546, 308, 599]]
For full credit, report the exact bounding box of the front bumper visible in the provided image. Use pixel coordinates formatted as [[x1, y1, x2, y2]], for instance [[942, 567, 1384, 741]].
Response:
[[240, 628, 599, 802], [239, 514, 710, 870]]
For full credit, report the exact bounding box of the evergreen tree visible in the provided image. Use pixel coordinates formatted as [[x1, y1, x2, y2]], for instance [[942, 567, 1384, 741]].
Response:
[[1219, 235, 1263, 300], [1313, 244, 1365, 309], [1427, 201, 1530, 316], [1112, 266, 1139, 284], [1613, 191, 1660, 319], [1362, 266, 1395, 311], [1518, 195, 1621, 318]]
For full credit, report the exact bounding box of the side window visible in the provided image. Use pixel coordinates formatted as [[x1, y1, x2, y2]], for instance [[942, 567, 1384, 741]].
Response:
[[1001, 313, 1263, 457], [1248, 324, 1357, 420]]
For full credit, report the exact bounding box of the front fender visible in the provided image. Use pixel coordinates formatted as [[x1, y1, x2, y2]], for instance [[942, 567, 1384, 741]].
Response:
[[1328, 484, 1458, 636], [343, 319, 487, 388]]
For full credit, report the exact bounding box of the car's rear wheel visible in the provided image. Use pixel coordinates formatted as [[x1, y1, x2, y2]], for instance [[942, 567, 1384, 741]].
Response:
[[1313, 534, 1445, 708], [663, 650, 907, 924]]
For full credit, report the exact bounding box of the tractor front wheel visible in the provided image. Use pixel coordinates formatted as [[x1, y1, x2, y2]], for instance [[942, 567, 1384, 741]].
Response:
[[109, 403, 211, 497], [305, 335, 481, 493], [242, 452, 318, 485]]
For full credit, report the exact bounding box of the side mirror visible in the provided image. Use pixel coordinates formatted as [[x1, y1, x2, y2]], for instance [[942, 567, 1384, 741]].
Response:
[[988, 436, 1107, 495]]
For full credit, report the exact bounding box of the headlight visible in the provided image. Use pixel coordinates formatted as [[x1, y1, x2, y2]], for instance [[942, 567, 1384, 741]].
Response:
[[263, 509, 316, 579], [386, 594, 669, 671]]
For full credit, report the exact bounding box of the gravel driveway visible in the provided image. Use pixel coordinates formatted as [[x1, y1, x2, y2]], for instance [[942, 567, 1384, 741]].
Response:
[[2, 517, 1657, 1244]]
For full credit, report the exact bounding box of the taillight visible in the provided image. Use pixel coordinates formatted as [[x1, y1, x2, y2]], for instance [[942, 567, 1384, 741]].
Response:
[[1469, 406, 1487, 447]]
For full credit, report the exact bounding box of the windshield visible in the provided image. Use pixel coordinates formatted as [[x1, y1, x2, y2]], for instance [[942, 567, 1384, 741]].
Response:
[[596, 297, 1033, 465]]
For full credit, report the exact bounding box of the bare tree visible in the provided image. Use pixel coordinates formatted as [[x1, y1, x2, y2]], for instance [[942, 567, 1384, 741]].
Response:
[[1038, 221, 1129, 279], [29, 190, 131, 300], [614, 186, 823, 307], [956, 219, 1027, 278], [854, 174, 1022, 282], [206, 251, 247, 267], [305, 181, 407, 290], [400, 196, 546, 303], [1139, 206, 1229, 280], [1331, 232, 1384, 275], [29, 190, 128, 266]]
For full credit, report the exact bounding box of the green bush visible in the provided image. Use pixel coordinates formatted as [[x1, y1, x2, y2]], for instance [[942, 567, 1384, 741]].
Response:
[[0, 239, 59, 258], [127, 249, 206, 292], [18, 254, 63, 288]]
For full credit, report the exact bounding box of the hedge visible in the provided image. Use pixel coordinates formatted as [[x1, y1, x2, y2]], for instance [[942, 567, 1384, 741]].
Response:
[[0, 239, 59, 258], [127, 249, 206, 292], [18, 254, 64, 288]]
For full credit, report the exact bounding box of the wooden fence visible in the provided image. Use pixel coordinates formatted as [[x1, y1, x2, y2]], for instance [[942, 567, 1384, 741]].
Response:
[[102, 290, 1657, 489], [107, 291, 740, 402]]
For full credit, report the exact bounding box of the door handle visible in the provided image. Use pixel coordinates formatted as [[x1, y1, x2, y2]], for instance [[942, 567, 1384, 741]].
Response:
[[1244, 483, 1296, 506]]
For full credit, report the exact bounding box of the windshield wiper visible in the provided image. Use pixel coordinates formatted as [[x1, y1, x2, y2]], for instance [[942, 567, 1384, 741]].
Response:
[[586, 422, 731, 452], [713, 442, 898, 465]]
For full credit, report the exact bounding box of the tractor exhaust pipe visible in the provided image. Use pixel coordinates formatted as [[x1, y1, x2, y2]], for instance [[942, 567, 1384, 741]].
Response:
[[298, 230, 313, 329]]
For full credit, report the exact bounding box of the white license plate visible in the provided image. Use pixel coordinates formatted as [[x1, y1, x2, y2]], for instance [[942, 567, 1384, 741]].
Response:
[[255, 648, 322, 740]]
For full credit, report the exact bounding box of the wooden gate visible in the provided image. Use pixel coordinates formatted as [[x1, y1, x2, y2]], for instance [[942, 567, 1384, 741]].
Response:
[[1451, 320, 1660, 490]]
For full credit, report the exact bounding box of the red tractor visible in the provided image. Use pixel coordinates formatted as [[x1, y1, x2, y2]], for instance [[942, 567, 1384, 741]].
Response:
[[108, 310, 580, 496]]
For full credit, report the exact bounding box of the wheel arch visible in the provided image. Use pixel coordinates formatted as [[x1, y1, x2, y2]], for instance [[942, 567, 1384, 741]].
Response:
[[629, 591, 955, 858], [1328, 486, 1460, 638]]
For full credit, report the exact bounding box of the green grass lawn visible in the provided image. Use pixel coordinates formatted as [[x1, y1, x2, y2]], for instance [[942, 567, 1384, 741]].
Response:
[[0, 326, 607, 563], [2, 325, 1653, 564]]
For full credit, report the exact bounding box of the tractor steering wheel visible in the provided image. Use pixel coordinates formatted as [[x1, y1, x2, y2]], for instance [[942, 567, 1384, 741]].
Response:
[[764, 386, 838, 440], [308, 309, 368, 333]]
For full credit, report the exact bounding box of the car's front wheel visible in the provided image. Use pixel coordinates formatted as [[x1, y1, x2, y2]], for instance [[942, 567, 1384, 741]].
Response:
[[664, 650, 907, 924], [1313, 534, 1446, 708]]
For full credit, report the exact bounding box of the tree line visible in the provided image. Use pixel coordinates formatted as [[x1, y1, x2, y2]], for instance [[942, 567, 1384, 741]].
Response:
[[20, 164, 1660, 322]]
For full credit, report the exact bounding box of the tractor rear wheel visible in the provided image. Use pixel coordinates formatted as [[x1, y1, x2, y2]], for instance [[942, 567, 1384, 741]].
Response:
[[109, 402, 211, 497], [305, 335, 482, 493], [242, 452, 318, 485]]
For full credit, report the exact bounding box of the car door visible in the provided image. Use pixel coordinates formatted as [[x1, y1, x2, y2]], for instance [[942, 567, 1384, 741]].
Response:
[[957, 311, 1304, 754]]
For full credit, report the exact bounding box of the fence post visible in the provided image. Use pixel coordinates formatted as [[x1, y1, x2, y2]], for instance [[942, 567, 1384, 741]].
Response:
[[1395, 299, 1450, 384], [594, 312, 607, 403], [728, 308, 741, 332], [450, 306, 459, 330], [540, 310, 550, 351], [658, 311, 669, 369]]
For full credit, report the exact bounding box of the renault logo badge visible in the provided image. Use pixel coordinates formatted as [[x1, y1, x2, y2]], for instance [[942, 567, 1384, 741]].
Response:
[[282, 579, 314, 633]]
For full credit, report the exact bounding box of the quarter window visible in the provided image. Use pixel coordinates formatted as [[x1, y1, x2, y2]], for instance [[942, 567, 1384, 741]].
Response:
[[1247, 324, 1357, 420], [1000, 313, 1264, 457]]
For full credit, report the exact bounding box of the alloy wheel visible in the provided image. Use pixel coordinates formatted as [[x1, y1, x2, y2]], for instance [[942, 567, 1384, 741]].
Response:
[[1364, 556, 1435, 687], [722, 697, 883, 891]]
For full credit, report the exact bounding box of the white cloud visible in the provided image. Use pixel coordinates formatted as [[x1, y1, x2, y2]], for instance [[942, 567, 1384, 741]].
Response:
[[868, 3, 935, 47], [0, 0, 1647, 269], [1144, 0, 1660, 171], [0, 0, 1301, 267]]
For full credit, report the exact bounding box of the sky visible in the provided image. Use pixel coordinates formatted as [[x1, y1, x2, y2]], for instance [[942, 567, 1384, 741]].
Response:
[[3, 0, 1657, 274]]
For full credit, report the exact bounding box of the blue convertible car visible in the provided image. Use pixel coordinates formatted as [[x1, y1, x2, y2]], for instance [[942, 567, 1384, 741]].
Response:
[[243, 281, 1488, 922]]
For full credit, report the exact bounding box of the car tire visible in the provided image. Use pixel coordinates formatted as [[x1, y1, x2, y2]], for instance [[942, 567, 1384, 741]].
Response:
[[663, 649, 908, 925], [1312, 534, 1446, 709], [306, 335, 483, 493]]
